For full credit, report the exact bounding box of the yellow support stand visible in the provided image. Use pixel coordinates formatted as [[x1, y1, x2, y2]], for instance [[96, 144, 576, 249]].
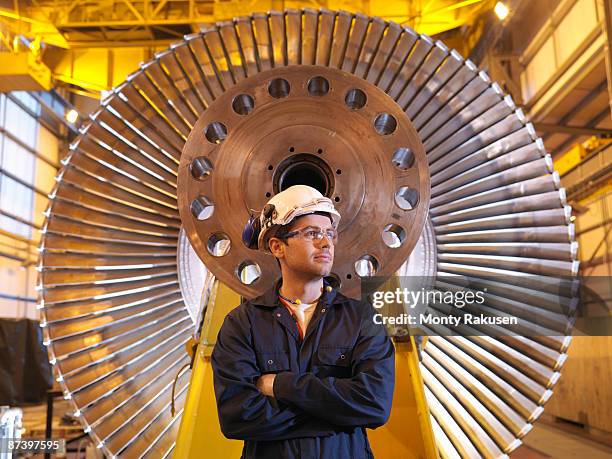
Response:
[[367, 340, 438, 459], [174, 282, 244, 459], [174, 282, 438, 458]]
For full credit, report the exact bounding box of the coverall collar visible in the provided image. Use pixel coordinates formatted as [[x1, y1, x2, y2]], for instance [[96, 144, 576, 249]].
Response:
[[250, 276, 344, 308]]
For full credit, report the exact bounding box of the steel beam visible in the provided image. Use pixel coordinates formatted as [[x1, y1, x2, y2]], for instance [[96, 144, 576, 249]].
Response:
[[0, 251, 28, 262], [552, 107, 612, 156], [0, 292, 37, 302], [0, 208, 41, 230], [541, 80, 608, 142], [536, 123, 612, 137]]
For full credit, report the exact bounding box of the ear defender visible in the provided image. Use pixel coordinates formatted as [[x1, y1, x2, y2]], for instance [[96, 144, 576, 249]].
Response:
[[242, 214, 262, 250], [261, 204, 276, 229], [242, 204, 279, 250]]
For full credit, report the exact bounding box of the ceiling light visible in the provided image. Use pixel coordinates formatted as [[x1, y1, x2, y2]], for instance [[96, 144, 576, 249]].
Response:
[[65, 109, 79, 124], [494, 2, 510, 20]]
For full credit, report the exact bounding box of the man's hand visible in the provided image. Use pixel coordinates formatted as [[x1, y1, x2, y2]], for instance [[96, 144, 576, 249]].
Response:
[[256, 374, 276, 397]]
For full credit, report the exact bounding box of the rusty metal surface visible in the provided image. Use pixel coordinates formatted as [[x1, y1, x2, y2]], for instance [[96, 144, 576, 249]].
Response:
[[178, 65, 430, 298]]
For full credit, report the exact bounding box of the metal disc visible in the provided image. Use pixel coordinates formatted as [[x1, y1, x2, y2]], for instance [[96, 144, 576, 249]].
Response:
[[178, 65, 430, 298]]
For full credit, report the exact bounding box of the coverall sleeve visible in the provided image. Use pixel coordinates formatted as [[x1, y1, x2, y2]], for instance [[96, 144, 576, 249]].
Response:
[[211, 308, 337, 441], [273, 303, 395, 428]]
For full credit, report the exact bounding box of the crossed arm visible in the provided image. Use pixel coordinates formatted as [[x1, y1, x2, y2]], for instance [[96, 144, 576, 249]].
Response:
[[211, 312, 336, 441], [211, 307, 395, 441]]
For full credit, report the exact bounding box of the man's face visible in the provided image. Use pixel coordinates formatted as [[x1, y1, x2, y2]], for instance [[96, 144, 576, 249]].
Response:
[[270, 213, 335, 278]]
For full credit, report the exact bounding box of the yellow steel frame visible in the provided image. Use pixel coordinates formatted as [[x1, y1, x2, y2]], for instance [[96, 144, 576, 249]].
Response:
[[174, 281, 438, 458], [0, 1, 492, 95], [22, 1, 488, 35]]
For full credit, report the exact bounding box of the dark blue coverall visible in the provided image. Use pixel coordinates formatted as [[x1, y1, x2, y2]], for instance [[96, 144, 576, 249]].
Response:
[[211, 277, 395, 459]]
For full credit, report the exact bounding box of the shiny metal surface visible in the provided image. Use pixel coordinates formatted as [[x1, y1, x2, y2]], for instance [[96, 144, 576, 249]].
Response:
[[178, 65, 430, 298], [177, 229, 208, 324], [38, 9, 577, 458]]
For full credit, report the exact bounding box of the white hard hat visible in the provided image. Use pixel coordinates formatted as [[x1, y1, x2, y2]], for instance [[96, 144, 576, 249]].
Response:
[[257, 185, 341, 252]]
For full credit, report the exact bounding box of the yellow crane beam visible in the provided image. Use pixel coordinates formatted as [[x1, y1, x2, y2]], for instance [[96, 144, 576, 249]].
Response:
[[0, 1, 491, 96]]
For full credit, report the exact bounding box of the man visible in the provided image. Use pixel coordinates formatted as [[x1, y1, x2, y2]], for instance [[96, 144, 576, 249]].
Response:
[[211, 185, 395, 459]]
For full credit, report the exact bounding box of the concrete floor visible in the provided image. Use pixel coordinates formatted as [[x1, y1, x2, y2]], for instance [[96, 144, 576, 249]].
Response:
[[514, 423, 612, 458], [19, 400, 612, 458]]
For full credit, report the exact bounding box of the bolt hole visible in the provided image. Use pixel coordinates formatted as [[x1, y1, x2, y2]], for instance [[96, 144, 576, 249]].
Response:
[[382, 224, 406, 248], [232, 94, 255, 115], [307, 76, 330, 96], [268, 78, 290, 98], [395, 187, 419, 210], [190, 156, 213, 180], [317, 148, 323, 154], [265, 192, 271, 198], [237, 261, 261, 285], [207, 232, 231, 257], [289, 147, 295, 152], [345, 88, 367, 110], [346, 273, 352, 279], [355, 255, 379, 277], [374, 113, 397, 136], [334, 196, 340, 202], [190, 196, 214, 220], [268, 165, 273, 171], [392, 148, 415, 170], [205, 122, 227, 144], [336, 169, 342, 175]]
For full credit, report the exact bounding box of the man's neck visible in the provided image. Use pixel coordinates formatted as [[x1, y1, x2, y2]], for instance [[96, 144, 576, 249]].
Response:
[[279, 271, 324, 304]]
